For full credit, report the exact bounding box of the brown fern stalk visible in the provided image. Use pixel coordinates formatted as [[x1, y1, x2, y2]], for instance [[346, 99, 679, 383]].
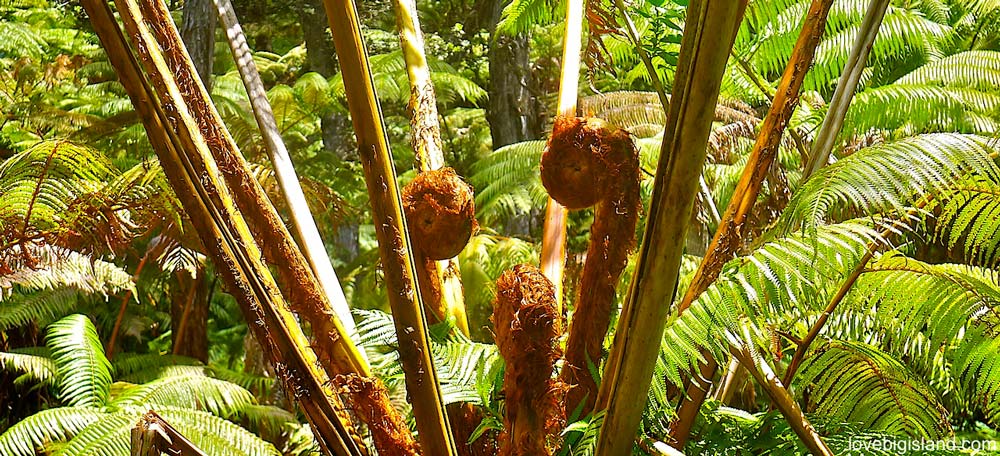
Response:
[[393, 0, 471, 336], [493, 264, 565, 456], [539, 0, 585, 308], [82, 1, 366, 452], [542, 116, 640, 415], [133, 0, 369, 378], [336, 374, 421, 456]]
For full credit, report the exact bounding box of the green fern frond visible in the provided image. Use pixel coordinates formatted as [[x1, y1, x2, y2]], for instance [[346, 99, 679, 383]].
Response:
[[496, 0, 562, 35], [46, 314, 113, 408], [0, 346, 56, 387], [796, 340, 952, 438], [0, 407, 106, 456], [110, 353, 200, 378], [468, 140, 547, 225], [897, 50, 1000, 91], [1, 246, 132, 331], [780, 133, 1000, 232], [41, 406, 280, 456], [0, 21, 45, 59], [158, 407, 280, 456], [658, 222, 881, 388], [354, 309, 501, 405], [932, 177, 1000, 268], [111, 374, 256, 418], [0, 141, 114, 239]]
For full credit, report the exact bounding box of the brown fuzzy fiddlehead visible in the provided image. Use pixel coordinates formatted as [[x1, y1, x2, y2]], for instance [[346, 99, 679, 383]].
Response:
[[493, 264, 566, 456], [401, 167, 477, 325], [541, 115, 641, 415], [402, 167, 477, 261]]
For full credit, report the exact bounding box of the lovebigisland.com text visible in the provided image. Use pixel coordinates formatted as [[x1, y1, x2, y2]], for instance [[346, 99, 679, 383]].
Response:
[[846, 437, 999, 454]]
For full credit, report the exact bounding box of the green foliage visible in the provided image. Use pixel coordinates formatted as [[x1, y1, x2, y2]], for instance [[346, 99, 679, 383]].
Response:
[[46, 314, 113, 408], [796, 340, 951, 438]]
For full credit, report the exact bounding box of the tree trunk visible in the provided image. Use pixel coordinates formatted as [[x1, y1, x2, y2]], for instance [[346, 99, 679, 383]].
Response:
[[485, 0, 540, 149], [293, 0, 351, 158], [170, 267, 209, 363], [180, 0, 216, 89]]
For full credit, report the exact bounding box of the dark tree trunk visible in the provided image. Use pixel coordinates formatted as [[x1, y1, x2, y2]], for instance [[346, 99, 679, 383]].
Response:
[[180, 0, 217, 90], [485, 0, 541, 149], [170, 269, 209, 363], [294, 0, 339, 76], [294, 0, 358, 259]]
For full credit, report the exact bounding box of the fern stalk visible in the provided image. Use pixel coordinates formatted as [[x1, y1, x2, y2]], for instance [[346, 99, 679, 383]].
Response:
[[323, 0, 458, 453], [546, 117, 641, 416], [82, 1, 366, 453], [107, 241, 165, 358], [782, 200, 927, 386], [670, 0, 836, 447], [591, 1, 748, 454], [539, 0, 584, 308], [213, 0, 362, 343], [131, 0, 369, 378], [392, 0, 471, 336], [131, 410, 208, 456], [731, 343, 833, 456], [802, 0, 891, 178]]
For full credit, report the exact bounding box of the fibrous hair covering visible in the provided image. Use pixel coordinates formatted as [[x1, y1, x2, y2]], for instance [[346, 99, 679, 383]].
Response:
[[402, 167, 477, 260], [334, 374, 421, 456], [492, 264, 566, 456], [541, 115, 641, 415]]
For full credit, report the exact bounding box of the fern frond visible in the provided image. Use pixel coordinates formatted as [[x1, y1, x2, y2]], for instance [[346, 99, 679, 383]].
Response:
[[468, 140, 547, 225], [658, 222, 881, 388], [0, 407, 106, 456], [110, 374, 256, 418], [796, 340, 952, 438], [780, 134, 1000, 232], [46, 314, 113, 408], [496, 0, 562, 35], [0, 346, 55, 387], [932, 177, 1000, 268], [110, 352, 200, 378]]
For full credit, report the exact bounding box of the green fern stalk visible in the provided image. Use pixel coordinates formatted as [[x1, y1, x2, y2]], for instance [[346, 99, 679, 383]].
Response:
[[593, 1, 748, 454], [322, 0, 458, 452]]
